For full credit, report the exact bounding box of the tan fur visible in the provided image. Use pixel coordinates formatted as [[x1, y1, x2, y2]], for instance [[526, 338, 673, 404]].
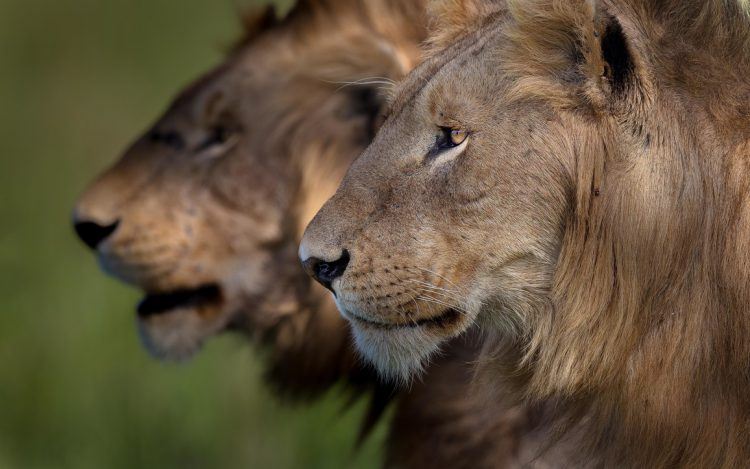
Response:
[[74, 0, 423, 375], [73, 0, 424, 422], [73, 1, 537, 466], [301, 0, 750, 466], [425, 0, 507, 54]]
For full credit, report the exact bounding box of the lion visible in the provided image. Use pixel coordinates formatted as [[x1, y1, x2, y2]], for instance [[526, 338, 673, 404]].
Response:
[[301, 0, 750, 466], [73, 0, 425, 392], [72, 1, 533, 466]]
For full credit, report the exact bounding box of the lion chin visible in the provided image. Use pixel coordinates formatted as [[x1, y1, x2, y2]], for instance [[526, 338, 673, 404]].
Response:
[[136, 288, 233, 362], [337, 297, 476, 384], [349, 321, 441, 385]]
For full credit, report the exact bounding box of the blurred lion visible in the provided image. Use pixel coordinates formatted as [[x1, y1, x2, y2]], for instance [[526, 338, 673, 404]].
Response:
[[301, 0, 750, 466], [74, 1, 531, 467], [75, 0, 424, 394]]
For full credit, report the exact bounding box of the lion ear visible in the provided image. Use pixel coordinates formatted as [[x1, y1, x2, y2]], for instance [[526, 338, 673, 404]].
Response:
[[231, 6, 278, 53], [344, 85, 389, 142], [579, 4, 639, 104], [504, 1, 641, 110], [597, 15, 636, 96], [572, 2, 644, 110]]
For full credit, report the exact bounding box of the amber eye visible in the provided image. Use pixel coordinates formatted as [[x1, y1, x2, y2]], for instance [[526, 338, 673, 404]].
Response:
[[433, 126, 469, 153], [449, 128, 468, 146]]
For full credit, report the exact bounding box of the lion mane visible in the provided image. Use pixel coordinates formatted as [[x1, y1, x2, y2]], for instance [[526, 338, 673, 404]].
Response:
[[228, 0, 427, 430], [76, 0, 542, 465], [425, 0, 750, 466]]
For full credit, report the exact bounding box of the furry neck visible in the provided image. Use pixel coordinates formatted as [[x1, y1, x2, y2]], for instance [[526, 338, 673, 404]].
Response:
[[526, 60, 750, 469], [252, 270, 394, 440], [250, 261, 365, 399]]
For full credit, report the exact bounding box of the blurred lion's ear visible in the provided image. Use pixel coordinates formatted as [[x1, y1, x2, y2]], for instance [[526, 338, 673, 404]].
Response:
[[231, 5, 278, 54], [345, 85, 389, 142], [304, 33, 406, 139], [241, 5, 277, 33]]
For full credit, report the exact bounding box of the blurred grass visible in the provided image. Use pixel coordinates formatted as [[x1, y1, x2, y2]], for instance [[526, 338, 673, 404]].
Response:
[[0, 0, 384, 467]]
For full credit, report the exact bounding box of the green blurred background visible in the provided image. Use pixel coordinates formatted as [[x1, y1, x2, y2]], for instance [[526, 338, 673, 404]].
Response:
[[0, 1, 385, 467]]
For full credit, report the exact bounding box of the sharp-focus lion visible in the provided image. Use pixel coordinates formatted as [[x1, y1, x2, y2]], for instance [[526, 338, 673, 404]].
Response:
[[73, 1, 532, 466], [301, 0, 750, 465]]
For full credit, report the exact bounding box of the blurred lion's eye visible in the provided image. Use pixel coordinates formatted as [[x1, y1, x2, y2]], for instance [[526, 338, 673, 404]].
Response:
[[205, 126, 229, 147], [196, 125, 236, 154], [149, 130, 185, 150]]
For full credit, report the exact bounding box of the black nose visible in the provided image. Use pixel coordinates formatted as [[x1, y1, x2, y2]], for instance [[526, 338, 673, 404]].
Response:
[[302, 250, 350, 292], [74, 220, 120, 250]]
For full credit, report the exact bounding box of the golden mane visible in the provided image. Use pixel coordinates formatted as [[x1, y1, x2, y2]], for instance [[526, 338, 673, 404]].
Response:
[[232, 5, 546, 459], [235, 0, 426, 75], [228, 0, 429, 415], [425, 0, 750, 465], [424, 0, 506, 53], [228, 0, 428, 242], [79, 1, 550, 465]]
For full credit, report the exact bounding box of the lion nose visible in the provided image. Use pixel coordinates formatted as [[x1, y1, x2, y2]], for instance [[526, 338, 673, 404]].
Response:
[[302, 250, 350, 293], [73, 218, 120, 250]]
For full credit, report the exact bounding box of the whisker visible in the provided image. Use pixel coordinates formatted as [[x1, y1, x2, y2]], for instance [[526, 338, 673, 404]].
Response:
[[412, 285, 462, 305], [405, 280, 465, 307], [411, 296, 424, 319], [393, 273, 471, 321], [321, 76, 397, 94], [407, 279, 462, 297], [335, 83, 394, 94], [403, 287, 437, 325], [322, 76, 396, 85], [416, 296, 470, 317], [411, 266, 463, 291], [409, 287, 470, 317], [334, 80, 395, 87]]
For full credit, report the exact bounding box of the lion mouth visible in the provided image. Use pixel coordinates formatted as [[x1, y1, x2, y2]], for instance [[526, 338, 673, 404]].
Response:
[[137, 284, 222, 318], [347, 308, 463, 331]]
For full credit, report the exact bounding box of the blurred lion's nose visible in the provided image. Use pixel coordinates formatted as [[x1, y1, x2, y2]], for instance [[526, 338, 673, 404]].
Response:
[[73, 219, 120, 250], [302, 250, 350, 292]]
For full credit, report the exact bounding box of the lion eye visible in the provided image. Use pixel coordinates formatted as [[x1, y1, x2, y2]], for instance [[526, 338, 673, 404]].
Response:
[[436, 127, 469, 151], [196, 125, 236, 155], [449, 129, 468, 146], [149, 130, 185, 150], [428, 126, 470, 162]]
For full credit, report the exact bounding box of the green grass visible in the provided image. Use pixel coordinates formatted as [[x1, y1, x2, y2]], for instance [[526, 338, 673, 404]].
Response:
[[0, 1, 383, 467]]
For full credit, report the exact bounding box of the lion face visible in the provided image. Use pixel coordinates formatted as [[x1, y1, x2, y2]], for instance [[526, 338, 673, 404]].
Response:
[[301, 36, 571, 381], [300, 0, 656, 382], [310, 0, 750, 464], [72, 10, 410, 361], [74, 56, 298, 359]]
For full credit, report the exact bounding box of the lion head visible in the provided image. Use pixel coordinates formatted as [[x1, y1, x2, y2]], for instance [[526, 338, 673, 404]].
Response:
[[300, 0, 562, 381], [71, 2, 552, 463], [73, 0, 425, 373], [302, 0, 750, 464]]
